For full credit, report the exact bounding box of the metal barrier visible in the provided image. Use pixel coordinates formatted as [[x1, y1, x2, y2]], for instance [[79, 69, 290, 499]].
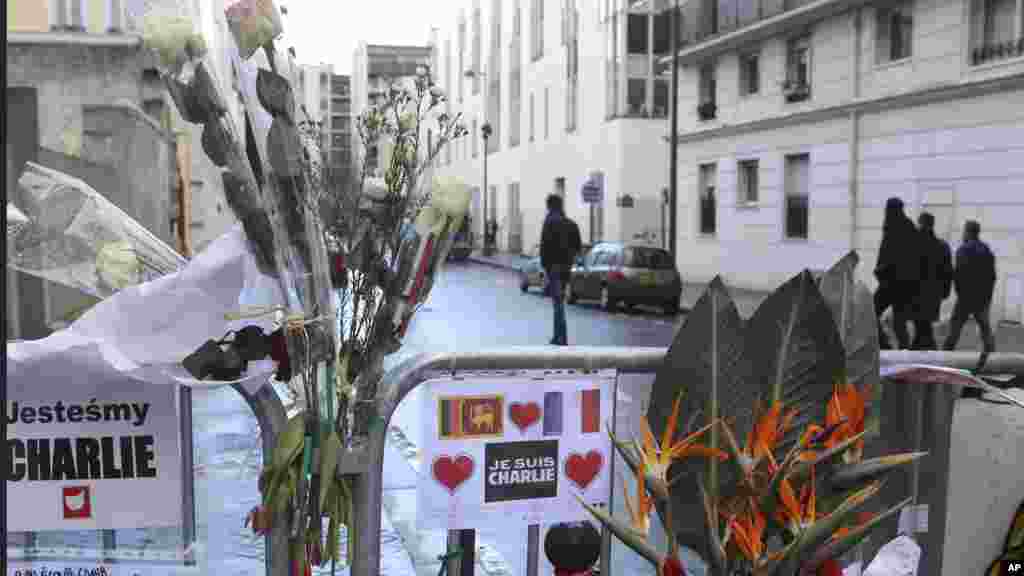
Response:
[[244, 347, 1024, 576]]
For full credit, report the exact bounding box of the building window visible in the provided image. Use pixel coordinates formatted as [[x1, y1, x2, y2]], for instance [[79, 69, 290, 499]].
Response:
[[473, 6, 482, 94], [738, 159, 759, 204], [970, 0, 1024, 65], [321, 73, 329, 86], [544, 86, 550, 139], [876, 2, 914, 64], [627, 78, 647, 117], [653, 9, 672, 55], [784, 154, 810, 240], [698, 62, 716, 120], [653, 78, 669, 118], [51, 0, 86, 30], [784, 34, 811, 102], [530, 92, 536, 141], [628, 13, 649, 55], [510, 19, 523, 146], [488, 0, 503, 153], [473, 119, 479, 157], [739, 52, 759, 96], [565, 0, 579, 132], [107, 0, 125, 31], [699, 163, 717, 236], [459, 17, 467, 101], [532, 0, 545, 60]]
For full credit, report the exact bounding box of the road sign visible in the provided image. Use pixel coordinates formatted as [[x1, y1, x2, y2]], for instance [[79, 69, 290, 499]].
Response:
[[582, 172, 604, 204]]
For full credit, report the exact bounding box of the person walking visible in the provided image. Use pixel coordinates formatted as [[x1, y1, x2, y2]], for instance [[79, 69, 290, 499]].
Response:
[[540, 194, 582, 346], [912, 212, 953, 350], [874, 197, 921, 350], [943, 220, 997, 369]]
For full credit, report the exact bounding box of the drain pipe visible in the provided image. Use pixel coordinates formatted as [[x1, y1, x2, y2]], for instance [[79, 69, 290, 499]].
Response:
[[849, 7, 863, 252]]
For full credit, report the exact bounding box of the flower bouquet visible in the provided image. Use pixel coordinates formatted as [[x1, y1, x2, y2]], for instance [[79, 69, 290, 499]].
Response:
[[581, 253, 927, 576], [140, 2, 468, 570]]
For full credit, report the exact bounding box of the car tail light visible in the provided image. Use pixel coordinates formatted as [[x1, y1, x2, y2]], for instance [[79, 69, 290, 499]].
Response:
[[608, 269, 626, 282]]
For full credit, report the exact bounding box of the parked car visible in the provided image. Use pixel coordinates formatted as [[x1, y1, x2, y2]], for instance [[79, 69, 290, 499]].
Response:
[[519, 243, 591, 293], [566, 242, 681, 315]]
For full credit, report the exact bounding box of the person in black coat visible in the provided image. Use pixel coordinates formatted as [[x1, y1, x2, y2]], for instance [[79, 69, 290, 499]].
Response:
[[912, 212, 953, 350], [944, 220, 997, 370], [540, 194, 582, 346], [874, 197, 921, 350]]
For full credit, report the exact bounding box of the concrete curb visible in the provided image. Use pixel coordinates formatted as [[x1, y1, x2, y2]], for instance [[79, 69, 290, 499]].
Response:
[[467, 255, 521, 272]]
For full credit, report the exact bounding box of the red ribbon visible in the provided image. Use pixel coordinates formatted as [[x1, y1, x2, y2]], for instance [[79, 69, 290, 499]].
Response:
[[409, 236, 435, 304]]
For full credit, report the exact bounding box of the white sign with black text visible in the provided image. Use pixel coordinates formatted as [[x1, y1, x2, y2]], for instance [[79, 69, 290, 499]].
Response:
[[6, 360, 184, 532], [417, 372, 614, 530]]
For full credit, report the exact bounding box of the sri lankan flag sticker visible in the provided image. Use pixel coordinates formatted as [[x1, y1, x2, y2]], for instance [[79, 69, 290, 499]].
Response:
[[438, 395, 504, 439]]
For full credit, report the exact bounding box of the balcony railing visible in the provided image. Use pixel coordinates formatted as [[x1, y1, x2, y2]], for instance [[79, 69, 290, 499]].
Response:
[[971, 38, 1024, 66]]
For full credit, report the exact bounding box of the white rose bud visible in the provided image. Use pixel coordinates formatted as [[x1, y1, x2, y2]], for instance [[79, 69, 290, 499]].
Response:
[[398, 111, 415, 132], [430, 175, 471, 221], [414, 203, 446, 236], [429, 86, 444, 99]]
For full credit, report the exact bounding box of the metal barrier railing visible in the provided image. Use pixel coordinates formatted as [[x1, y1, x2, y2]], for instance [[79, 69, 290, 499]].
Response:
[[246, 347, 1024, 576]]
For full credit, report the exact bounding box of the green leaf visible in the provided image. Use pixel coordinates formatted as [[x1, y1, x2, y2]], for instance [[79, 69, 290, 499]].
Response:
[[745, 270, 845, 453], [319, 432, 342, 511], [829, 452, 927, 491], [785, 481, 883, 567], [274, 414, 307, 469], [577, 496, 663, 568], [798, 496, 912, 575], [647, 277, 755, 561], [817, 252, 881, 394]]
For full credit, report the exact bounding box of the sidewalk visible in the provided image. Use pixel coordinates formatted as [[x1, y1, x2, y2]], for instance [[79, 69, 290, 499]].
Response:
[[468, 250, 1024, 354]]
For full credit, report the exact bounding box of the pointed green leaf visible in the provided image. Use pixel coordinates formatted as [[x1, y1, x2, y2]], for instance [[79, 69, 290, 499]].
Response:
[[787, 481, 883, 564], [319, 432, 343, 511], [799, 496, 912, 575], [745, 270, 845, 453], [648, 277, 754, 561], [829, 452, 927, 491], [577, 496, 663, 568], [274, 414, 307, 469], [789, 428, 871, 485], [817, 252, 881, 393]]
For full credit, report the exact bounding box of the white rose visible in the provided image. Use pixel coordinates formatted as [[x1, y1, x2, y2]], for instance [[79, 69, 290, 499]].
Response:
[[398, 111, 415, 132], [430, 175, 471, 221], [96, 241, 141, 292], [414, 203, 446, 236]]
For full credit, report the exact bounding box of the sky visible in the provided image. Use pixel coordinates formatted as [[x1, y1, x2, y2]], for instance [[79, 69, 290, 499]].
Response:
[[280, 0, 460, 74]]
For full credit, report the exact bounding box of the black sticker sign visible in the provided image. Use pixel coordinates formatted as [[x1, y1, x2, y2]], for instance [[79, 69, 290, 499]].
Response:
[[484, 440, 558, 503]]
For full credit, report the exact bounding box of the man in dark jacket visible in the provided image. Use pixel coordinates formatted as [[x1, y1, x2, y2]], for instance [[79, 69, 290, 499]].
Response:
[[912, 212, 953, 350], [540, 194, 582, 346], [943, 220, 997, 369], [874, 197, 921, 350]]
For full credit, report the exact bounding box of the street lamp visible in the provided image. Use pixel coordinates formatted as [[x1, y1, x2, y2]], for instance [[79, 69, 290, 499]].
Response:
[[464, 68, 495, 256]]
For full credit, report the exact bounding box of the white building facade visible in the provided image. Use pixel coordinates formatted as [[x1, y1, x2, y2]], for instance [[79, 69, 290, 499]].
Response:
[[671, 0, 1024, 324], [429, 0, 677, 253]]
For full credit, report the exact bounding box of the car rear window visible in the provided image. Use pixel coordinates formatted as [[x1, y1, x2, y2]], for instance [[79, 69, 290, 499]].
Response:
[[626, 248, 674, 270]]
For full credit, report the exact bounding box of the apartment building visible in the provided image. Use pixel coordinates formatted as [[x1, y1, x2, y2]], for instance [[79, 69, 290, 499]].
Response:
[[351, 42, 435, 181], [430, 0, 677, 252], [668, 0, 1024, 324], [6, 0, 180, 340], [294, 64, 354, 187]]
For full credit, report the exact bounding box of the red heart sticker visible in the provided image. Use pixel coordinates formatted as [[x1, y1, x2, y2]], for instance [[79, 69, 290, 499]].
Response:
[[564, 450, 604, 490], [432, 454, 474, 494], [509, 402, 542, 432]]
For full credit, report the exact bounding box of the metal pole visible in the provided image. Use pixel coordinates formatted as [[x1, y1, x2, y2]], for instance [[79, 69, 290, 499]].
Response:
[[668, 0, 680, 260], [483, 134, 489, 255]]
